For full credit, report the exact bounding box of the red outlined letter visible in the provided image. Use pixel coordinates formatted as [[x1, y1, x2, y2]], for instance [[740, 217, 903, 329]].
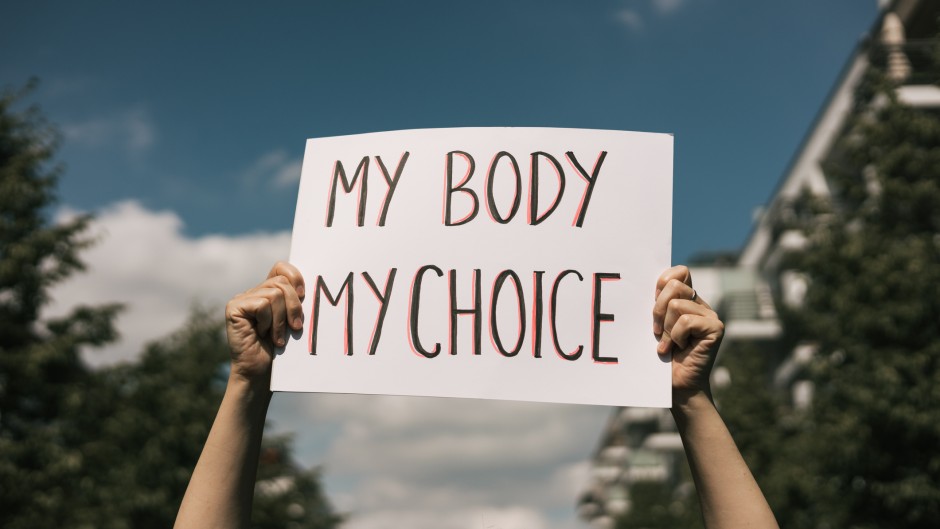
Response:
[[529, 152, 566, 225], [408, 265, 444, 358], [449, 268, 482, 355], [592, 273, 620, 364], [444, 151, 479, 226], [485, 151, 522, 224], [489, 270, 526, 357], [309, 273, 355, 355], [362, 268, 397, 355], [532, 271, 545, 358], [374, 152, 409, 226], [550, 269, 584, 361], [326, 156, 370, 227], [566, 151, 607, 227]]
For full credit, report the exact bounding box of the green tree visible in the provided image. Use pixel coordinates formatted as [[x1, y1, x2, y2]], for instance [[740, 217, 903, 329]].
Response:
[[778, 37, 940, 527], [0, 85, 341, 528], [616, 480, 703, 529], [75, 312, 342, 529], [0, 80, 122, 529], [621, 31, 940, 529], [711, 38, 940, 528], [713, 339, 820, 528]]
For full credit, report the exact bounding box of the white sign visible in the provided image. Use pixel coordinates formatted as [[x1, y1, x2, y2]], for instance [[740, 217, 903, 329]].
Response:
[[272, 127, 673, 407]]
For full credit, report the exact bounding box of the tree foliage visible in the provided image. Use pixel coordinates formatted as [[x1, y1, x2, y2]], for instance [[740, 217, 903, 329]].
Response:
[[0, 80, 122, 529], [0, 84, 340, 529], [720, 37, 940, 529], [779, 38, 940, 527], [714, 339, 820, 528], [616, 479, 703, 529], [74, 313, 343, 529], [620, 31, 940, 529]]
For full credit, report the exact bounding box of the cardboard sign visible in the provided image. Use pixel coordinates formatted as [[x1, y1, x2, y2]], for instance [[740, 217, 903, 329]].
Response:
[[272, 127, 673, 407]]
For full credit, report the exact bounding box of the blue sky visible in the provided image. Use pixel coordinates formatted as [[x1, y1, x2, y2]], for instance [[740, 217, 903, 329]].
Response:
[[3, 0, 876, 261], [3, 1, 881, 528]]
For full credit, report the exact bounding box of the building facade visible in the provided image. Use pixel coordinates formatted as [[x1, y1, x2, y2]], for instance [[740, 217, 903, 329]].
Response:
[[577, 1, 939, 526]]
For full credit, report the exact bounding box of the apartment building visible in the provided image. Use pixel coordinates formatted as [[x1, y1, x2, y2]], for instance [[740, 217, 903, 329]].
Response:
[[577, 1, 939, 525]]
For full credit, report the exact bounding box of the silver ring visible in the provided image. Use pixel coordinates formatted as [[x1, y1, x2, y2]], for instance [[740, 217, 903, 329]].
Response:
[[690, 289, 697, 302]]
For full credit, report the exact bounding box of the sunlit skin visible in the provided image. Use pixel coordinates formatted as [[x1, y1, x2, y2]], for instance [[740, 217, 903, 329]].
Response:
[[224, 262, 305, 385], [174, 262, 779, 529], [653, 265, 723, 394], [653, 265, 779, 529], [175, 263, 304, 529]]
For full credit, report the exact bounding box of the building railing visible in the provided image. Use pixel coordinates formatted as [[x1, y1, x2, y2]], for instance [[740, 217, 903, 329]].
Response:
[[879, 38, 940, 86]]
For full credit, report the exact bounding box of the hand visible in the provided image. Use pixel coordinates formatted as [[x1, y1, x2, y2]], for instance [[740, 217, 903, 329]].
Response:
[[653, 265, 724, 396], [224, 261, 305, 385]]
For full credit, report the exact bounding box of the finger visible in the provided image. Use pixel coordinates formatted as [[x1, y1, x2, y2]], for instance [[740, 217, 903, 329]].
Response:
[[250, 286, 288, 347], [655, 265, 692, 299], [228, 293, 274, 338], [658, 299, 715, 354], [658, 328, 674, 355], [268, 261, 306, 299], [264, 274, 304, 331], [668, 313, 724, 351], [663, 298, 716, 338], [653, 278, 696, 336]]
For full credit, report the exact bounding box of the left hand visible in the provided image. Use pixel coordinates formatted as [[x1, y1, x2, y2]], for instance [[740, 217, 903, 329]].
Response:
[[224, 261, 305, 385], [652, 265, 724, 395]]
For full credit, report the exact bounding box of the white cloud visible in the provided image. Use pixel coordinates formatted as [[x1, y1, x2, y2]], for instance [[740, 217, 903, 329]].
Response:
[[652, 0, 685, 14], [272, 392, 609, 529], [328, 401, 588, 475], [42, 76, 99, 99], [61, 108, 155, 154], [614, 0, 689, 31], [614, 9, 643, 31], [45, 200, 610, 529], [275, 159, 304, 188], [46, 200, 290, 366], [240, 149, 303, 189]]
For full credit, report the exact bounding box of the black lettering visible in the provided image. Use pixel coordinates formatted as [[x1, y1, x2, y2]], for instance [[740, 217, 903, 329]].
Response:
[[529, 152, 566, 225], [374, 152, 409, 226], [449, 269, 482, 355], [550, 269, 584, 361], [532, 271, 544, 358], [409, 265, 443, 358], [592, 273, 620, 364], [444, 151, 478, 226], [486, 151, 522, 224], [362, 269, 397, 355], [310, 273, 354, 355], [326, 156, 370, 227], [566, 151, 607, 227], [490, 270, 526, 357]]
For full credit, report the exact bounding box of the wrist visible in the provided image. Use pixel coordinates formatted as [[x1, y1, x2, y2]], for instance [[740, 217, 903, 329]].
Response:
[[226, 371, 273, 407], [671, 387, 714, 421]]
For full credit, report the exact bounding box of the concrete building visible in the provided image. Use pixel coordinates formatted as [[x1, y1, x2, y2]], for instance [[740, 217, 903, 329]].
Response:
[[577, 1, 939, 526]]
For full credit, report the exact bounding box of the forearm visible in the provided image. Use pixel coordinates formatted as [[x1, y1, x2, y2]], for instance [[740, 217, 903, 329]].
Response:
[[175, 375, 271, 529], [672, 390, 779, 529]]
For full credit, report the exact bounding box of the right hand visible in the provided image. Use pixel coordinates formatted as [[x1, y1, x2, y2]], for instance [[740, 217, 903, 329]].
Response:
[[224, 261, 305, 385], [652, 265, 724, 396]]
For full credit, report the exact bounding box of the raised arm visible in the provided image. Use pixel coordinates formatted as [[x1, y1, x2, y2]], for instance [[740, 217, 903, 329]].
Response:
[[174, 262, 305, 529], [653, 266, 779, 529]]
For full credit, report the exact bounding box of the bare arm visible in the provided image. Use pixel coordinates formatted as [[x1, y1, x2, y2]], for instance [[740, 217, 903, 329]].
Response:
[[653, 266, 779, 529], [174, 262, 305, 529]]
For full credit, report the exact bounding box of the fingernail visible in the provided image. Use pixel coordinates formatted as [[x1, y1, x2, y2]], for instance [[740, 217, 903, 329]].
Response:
[[296, 285, 305, 298], [657, 338, 668, 354], [293, 317, 303, 329], [653, 322, 662, 335]]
